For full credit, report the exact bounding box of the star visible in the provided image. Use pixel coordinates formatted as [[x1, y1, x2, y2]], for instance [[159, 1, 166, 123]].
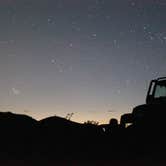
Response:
[[51, 59, 56, 64], [69, 43, 73, 48]]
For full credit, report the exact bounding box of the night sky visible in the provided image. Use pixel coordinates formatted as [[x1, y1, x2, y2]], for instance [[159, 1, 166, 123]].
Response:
[[0, 0, 166, 123]]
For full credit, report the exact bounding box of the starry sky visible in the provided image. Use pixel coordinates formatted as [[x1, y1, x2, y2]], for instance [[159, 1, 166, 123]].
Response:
[[0, 0, 166, 123]]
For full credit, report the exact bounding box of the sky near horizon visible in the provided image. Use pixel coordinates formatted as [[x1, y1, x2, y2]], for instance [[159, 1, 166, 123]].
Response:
[[0, 0, 166, 123]]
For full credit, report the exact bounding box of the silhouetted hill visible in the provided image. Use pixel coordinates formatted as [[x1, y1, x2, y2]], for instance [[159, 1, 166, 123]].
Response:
[[0, 111, 37, 125], [0, 112, 38, 158], [37, 115, 104, 159], [39, 115, 82, 131]]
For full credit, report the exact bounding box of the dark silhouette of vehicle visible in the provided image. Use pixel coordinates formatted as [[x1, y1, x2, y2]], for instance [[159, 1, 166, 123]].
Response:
[[120, 77, 166, 128]]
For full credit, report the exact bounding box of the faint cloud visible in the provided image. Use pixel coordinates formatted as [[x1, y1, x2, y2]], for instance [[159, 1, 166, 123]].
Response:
[[24, 110, 30, 113], [59, 69, 64, 73], [117, 89, 121, 94], [8, 54, 16, 57], [108, 109, 115, 113], [0, 41, 9, 45], [12, 88, 21, 95], [69, 66, 73, 72]]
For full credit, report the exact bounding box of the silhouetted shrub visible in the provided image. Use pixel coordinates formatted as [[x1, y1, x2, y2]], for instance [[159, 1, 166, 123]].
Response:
[[84, 120, 99, 125], [109, 118, 118, 126]]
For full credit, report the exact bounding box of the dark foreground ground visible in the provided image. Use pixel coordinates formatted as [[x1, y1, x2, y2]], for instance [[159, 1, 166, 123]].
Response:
[[0, 160, 166, 166], [0, 112, 166, 162]]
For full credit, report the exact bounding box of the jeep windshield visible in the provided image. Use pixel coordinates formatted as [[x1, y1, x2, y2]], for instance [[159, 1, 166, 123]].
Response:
[[154, 81, 166, 99]]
